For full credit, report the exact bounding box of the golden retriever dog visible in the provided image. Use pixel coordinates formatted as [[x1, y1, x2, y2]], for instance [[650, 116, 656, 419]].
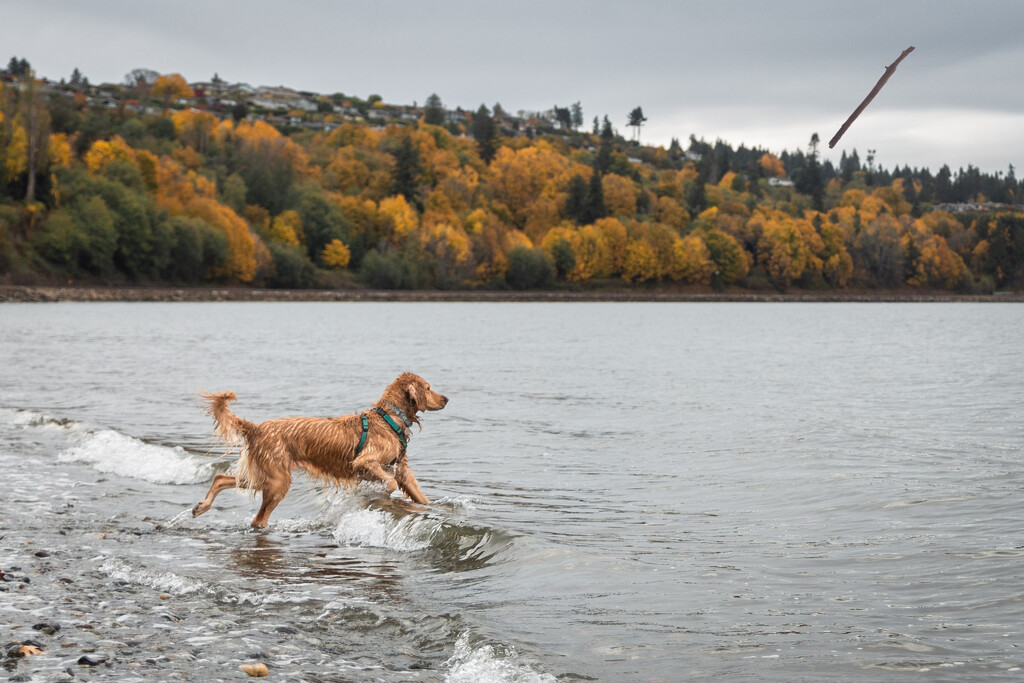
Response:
[[192, 372, 448, 528]]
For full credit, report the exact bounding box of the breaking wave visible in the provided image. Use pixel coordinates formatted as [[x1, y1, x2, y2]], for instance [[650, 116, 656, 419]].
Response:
[[324, 491, 517, 571], [58, 428, 212, 485]]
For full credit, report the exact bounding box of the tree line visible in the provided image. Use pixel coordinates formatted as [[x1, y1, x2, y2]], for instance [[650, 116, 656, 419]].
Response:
[[1, 58, 1022, 293]]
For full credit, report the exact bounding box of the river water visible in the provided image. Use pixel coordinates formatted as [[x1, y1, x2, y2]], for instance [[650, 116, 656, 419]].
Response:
[[1, 301, 1022, 681]]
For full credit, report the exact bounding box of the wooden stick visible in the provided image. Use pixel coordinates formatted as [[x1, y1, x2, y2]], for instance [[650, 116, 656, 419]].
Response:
[[829, 46, 915, 149]]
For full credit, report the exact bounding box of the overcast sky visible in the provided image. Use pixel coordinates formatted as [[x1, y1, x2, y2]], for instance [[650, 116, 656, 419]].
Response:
[[3, 0, 1022, 175]]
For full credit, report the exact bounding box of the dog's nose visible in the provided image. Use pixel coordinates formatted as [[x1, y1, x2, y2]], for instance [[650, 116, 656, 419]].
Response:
[[442, 395, 449, 406]]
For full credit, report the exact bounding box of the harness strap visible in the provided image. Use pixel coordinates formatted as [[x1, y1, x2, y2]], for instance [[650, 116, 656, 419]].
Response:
[[353, 406, 409, 457], [355, 413, 369, 456], [375, 406, 408, 450], [383, 400, 414, 428]]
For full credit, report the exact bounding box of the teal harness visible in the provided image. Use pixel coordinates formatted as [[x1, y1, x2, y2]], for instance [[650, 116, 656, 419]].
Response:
[[355, 401, 413, 456]]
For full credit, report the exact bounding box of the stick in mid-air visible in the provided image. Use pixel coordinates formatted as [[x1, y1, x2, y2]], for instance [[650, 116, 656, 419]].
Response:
[[829, 46, 915, 149]]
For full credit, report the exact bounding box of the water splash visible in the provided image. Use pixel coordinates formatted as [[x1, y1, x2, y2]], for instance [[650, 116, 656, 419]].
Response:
[[445, 633, 556, 683], [165, 507, 197, 528]]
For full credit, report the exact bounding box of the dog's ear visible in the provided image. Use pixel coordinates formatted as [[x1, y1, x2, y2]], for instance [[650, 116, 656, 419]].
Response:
[[406, 383, 422, 410]]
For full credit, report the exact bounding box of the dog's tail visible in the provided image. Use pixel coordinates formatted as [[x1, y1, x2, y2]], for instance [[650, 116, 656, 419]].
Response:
[[200, 391, 254, 444]]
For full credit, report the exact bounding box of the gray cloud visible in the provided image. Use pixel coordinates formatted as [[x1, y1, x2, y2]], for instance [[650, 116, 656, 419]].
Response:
[[4, 0, 1022, 172]]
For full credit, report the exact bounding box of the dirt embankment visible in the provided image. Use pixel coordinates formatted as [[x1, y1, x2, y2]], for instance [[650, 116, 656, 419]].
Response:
[[2, 285, 1021, 303]]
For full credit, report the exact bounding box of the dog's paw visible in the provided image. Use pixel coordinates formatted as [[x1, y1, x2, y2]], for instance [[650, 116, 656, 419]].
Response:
[[191, 502, 208, 518]]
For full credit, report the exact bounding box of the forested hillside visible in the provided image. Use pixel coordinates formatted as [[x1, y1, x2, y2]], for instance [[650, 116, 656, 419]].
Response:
[[2, 59, 1022, 293]]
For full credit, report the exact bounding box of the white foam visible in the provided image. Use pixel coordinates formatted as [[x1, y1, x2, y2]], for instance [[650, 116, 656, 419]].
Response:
[[331, 506, 436, 551], [2, 407, 89, 434], [58, 429, 212, 485], [445, 633, 556, 683], [99, 558, 209, 596]]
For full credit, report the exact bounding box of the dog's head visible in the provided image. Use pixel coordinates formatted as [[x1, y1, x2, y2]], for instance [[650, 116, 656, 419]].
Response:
[[405, 374, 448, 413], [389, 372, 448, 415]]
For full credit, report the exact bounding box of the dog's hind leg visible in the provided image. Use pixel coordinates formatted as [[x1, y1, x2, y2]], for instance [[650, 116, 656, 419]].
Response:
[[250, 469, 292, 528], [192, 473, 237, 518]]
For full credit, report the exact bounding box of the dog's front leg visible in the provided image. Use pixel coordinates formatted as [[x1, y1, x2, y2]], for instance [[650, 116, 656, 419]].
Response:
[[354, 458, 400, 496], [395, 461, 430, 504]]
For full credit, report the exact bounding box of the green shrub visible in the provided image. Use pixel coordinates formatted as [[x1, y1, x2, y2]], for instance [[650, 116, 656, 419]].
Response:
[[505, 246, 554, 290], [267, 241, 315, 289]]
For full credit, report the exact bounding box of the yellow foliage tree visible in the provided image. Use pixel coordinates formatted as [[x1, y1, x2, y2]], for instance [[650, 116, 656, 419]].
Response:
[[172, 110, 218, 153], [181, 197, 255, 281], [337, 195, 380, 242], [322, 238, 351, 269], [378, 194, 419, 244], [602, 173, 636, 219], [48, 132, 71, 168], [872, 179, 912, 216], [488, 144, 570, 231], [653, 195, 689, 231], [622, 239, 659, 283], [759, 153, 785, 178], [838, 188, 866, 209], [83, 135, 136, 175], [152, 73, 193, 114], [903, 220, 969, 288], [755, 210, 824, 286], [152, 154, 256, 281], [671, 233, 716, 284], [268, 210, 302, 246], [3, 122, 27, 182], [595, 216, 628, 275]]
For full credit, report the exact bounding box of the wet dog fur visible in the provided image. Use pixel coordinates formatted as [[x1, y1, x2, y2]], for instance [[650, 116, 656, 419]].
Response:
[[192, 372, 448, 528]]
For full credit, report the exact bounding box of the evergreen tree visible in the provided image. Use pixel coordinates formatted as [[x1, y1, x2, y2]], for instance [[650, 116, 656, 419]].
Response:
[[584, 168, 607, 224], [934, 165, 953, 203], [5, 56, 31, 77], [570, 101, 583, 130], [686, 157, 710, 215], [553, 105, 573, 131], [424, 93, 445, 126], [472, 104, 497, 163], [627, 106, 647, 142], [795, 133, 824, 211], [391, 133, 423, 203], [565, 175, 589, 224]]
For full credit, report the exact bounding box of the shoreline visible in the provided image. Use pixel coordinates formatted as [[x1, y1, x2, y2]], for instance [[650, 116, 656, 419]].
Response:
[[2, 284, 1022, 303]]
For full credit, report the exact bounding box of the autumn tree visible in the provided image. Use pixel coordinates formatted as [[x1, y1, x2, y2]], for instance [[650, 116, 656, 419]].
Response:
[[702, 228, 749, 285], [0, 72, 51, 203], [759, 153, 785, 178], [322, 238, 351, 269], [152, 74, 193, 114]]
